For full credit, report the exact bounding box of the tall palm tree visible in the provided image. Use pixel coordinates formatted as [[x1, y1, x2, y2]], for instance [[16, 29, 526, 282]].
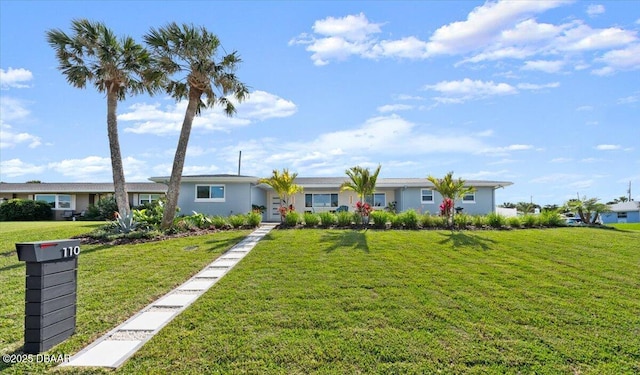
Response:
[[47, 19, 160, 216], [145, 23, 249, 230], [427, 171, 475, 227], [259, 169, 303, 222]]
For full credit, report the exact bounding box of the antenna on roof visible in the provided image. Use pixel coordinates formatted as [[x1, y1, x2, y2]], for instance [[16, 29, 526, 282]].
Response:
[[238, 151, 242, 176]]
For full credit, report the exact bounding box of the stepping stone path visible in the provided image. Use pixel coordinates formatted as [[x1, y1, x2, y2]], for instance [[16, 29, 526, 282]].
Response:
[[60, 223, 277, 369]]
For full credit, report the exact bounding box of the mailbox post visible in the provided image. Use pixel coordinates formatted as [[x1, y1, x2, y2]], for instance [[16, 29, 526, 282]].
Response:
[[16, 239, 80, 354]]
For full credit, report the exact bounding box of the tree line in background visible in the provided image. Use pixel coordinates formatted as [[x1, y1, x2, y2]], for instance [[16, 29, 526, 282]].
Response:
[[47, 19, 247, 230]]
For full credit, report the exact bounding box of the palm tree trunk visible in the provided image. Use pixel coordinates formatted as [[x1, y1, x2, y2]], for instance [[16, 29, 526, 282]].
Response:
[[161, 90, 201, 230], [107, 90, 130, 216]]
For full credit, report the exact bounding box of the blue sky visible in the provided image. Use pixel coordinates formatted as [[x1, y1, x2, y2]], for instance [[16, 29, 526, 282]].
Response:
[[1, 1, 638, 206]]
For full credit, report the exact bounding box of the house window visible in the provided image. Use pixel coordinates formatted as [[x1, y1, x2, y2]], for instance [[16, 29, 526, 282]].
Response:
[[305, 193, 338, 208], [365, 193, 386, 207], [617, 212, 628, 219], [35, 194, 73, 209], [421, 189, 434, 203], [139, 194, 161, 205], [195, 185, 225, 202], [462, 192, 475, 203]]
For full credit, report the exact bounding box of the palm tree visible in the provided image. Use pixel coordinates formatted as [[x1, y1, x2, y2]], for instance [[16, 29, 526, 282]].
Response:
[[259, 169, 303, 222], [565, 196, 610, 224], [144, 23, 249, 230], [427, 171, 475, 227], [47, 19, 160, 216], [340, 165, 381, 220]]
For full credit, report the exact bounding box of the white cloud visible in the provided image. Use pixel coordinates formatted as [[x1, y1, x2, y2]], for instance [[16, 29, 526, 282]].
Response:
[[0, 159, 44, 178], [517, 82, 560, 90], [312, 13, 382, 41], [551, 157, 573, 163], [376, 104, 413, 113], [595, 144, 621, 150], [0, 124, 41, 149], [522, 60, 565, 73], [121, 90, 295, 135], [0, 96, 30, 122], [576, 105, 593, 111], [617, 95, 638, 104], [371, 37, 430, 59], [479, 144, 534, 155], [559, 22, 637, 52], [586, 4, 605, 17], [46, 156, 149, 181], [592, 44, 640, 75], [423, 78, 517, 103], [0, 67, 33, 89]]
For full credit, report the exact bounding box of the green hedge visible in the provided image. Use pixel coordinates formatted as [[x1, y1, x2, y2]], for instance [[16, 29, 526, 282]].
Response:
[[0, 199, 53, 221]]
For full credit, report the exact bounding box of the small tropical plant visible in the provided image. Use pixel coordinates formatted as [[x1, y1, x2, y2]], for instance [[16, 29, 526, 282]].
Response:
[[259, 169, 304, 223], [370, 210, 390, 229], [246, 212, 262, 227], [420, 213, 437, 228], [472, 215, 486, 228], [390, 214, 403, 229], [399, 209, 420, 230], [564, 196, 609, 224], [284, 211, 301, 227], [228, 214, 246, 228], [507, 216, 522, 228], [521, 214, 538, 228], [114, 211, 138, 234], [340, 165, 381, 223], [454, 213, 472, 229], [303, 212, 320, 227], [318, 212, 337, 228], [427, 171, 476, 228], [539, 210, 564, 227], [486, 212, 507, 229], [336, 211, 353, 227], [211, 216, 229, 229]]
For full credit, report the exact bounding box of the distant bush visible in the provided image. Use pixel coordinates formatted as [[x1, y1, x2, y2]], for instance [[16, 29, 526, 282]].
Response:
[[284, 212, 301, 227], [455, 213, 472, 229], [472, 215, 486, 228], [303, 212, 320, 227], [539, 210, 564, 227], [228, 214, 246, 228], [336, 211, 352, 227], [420, 213, 438, 228], [486, 212, 507, 229], [507, 216, 521, 228], [521, 214, 538, 228], [84, 196, 118, 221], [0, 199, 53, 221], [400, 209, 420, 229], [370, 210, 390, 229], [390, 214, 403, 229], [246, 212, 262, 227], [211, 216, 229, 229], [318, 212, 337, 228]]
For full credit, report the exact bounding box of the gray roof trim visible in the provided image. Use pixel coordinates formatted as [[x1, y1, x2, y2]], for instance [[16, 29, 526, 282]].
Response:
[[148, 175, 260, 184], [0, 183, 167, 194]]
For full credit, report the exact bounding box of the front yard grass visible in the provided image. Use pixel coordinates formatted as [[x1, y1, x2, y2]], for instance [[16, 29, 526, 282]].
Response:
[[111, 228, 639, 374], [0, 221, 250, 374]]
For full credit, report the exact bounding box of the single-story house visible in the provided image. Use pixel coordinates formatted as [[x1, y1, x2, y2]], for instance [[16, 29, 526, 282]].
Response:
[[600, 201, 640, 224], [0, 182, 167, 220], [149, 174, 513, 222]]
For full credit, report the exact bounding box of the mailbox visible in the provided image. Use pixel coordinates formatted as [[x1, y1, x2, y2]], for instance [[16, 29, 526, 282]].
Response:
[[16, 239, 80, 354]]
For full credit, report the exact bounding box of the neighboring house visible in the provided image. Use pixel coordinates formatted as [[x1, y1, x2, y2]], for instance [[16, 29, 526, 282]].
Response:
[[600, 201, 640, 224], [0, 183, 167, 220], [149, 175, 513, 222]]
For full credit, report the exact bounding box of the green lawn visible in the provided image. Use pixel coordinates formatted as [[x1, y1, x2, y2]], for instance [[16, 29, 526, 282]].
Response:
[[606, 222, 640, 231], [119, 228, 636, 374], [2, 224, 639, 374], [0, 222, 250, 374]]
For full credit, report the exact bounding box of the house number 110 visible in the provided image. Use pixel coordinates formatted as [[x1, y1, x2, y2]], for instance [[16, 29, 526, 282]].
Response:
[[62, 246, 80, 258]]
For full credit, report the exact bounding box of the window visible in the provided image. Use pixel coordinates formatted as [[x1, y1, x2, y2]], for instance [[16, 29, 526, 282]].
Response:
[[139, 194, 161, 205], [421, 189, 434, 203], [462, 192, 475, 203], [35, 194, 73, 209], [195, 185, 225, 201], [617, 212, 628, 219], [365, 193, 386, 207], [305, 193, 338, 207]]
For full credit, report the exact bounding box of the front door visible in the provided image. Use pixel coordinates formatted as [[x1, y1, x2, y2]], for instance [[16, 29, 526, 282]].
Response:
[[268, 192, 281, 221]]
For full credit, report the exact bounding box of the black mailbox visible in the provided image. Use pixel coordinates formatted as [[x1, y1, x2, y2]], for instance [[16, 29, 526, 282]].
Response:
[[16, 239, 80, 354]]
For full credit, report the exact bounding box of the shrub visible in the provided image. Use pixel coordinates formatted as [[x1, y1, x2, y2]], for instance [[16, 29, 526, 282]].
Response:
[[420, 213, 437, 228], [0, 199, 53, 221], [454, 213, 472, 229], [211, 216, 229, 229], [539, 210, 564, 227], [229, 214, 246, 228], [390, 214, 403, 229], [132, 200, 165, 228], [486, 212, 507, 229], [246, 212, 262, 227], [184, 211, 212, 229], [370, 210, 390, 229], [400, 209, 420, 229], [84, 196, 118, 221], [521, 214, 538, 228], [318, 212, 337, 228], [302, 212, 320, 227], [284, 211, 300, 227], [336, 211, 352, 227], [472, 215, 486, 228], [507, 216, 521, 228]]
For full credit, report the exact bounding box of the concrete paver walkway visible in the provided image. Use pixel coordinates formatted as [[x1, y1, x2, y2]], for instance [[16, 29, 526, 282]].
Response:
[[60, 223, 277, 369]]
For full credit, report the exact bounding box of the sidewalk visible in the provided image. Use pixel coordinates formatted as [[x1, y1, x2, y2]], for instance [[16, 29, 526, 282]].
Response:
[[60, 223, 277, 369]]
